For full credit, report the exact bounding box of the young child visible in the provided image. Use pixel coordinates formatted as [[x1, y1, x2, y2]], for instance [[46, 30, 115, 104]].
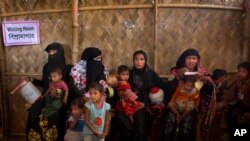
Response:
[[116, 65, 144, 121], [84, 75, 118, 101], [83, 83, 111, 141], [209, 69, 229, 128], [228, 62, 250, 129], [40, 67, 69, 119], [64, 98, 84, 141], [99, 74, 118, 98], [168, 75, 200, 124]]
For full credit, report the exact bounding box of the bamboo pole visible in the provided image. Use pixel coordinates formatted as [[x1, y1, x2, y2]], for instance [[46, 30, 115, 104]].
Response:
[[1, 4, 243, 18], [243, 0, 250, 61], [5, 73, 42, 76], [78, 4, 153, 11], [157, 3, 243, 10], [154, 0, 158, 72], [72, 0, 79, 64], [0, 28, 8, 139], [0, 9, 70, 17]]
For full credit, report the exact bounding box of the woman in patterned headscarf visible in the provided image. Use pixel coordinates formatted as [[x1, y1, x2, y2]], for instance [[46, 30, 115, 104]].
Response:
[[165, 48, 215, 141]]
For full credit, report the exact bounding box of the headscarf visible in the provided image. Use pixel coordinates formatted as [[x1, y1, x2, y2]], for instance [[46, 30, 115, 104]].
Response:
[[45, 42, 66, 71], [71, 47, 106, 92], [175, 48, 200, 70], [171, 48, 210, 77], [81, 47, 102, 61], [84, 47, 104, 74]]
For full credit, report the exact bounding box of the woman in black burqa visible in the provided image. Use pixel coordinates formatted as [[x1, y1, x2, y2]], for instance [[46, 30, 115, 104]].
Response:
[[111, 50, 166, 141], [26, 42, 73, 141], [70, 47, 106, 96], [82, 47, 106, 90]]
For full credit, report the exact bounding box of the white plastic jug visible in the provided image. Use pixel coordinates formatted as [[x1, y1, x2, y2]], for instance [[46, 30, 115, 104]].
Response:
[[19, 82, 41, 104]]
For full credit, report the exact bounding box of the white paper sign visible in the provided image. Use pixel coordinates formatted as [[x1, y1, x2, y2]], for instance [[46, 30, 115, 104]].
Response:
[[2, 20, 40, 46]]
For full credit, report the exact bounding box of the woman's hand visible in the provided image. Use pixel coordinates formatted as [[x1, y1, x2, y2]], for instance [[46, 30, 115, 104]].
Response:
[[176, 68, 188, 79], [196, 73, 207, 82]]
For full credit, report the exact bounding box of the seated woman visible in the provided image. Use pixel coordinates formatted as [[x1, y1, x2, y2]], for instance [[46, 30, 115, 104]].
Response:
[[111, 50, 166, 141], [165, 48, 212, 141], [70, 47, 108, 96], [26, 42, 72, 141]]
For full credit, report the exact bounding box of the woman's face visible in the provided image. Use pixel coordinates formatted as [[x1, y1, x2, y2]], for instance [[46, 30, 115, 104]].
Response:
[[185, 55, 198, 71], [48, 49, 57, 55], [134, 53, 145, 69]]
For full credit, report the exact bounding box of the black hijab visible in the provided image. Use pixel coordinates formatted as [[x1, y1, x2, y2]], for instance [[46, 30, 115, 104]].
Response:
[[81, 47, 105, 89], [130, 50, 152, 91], [45, 42, 66, 71], [81, 47, 101, 61], [175, 48, 200, 70]]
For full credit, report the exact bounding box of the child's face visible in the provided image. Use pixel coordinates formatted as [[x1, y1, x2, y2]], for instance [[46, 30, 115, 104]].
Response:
[[107, 76, 118, 87], [184, 81, 194, 92], [119, 71, 129, 81], [71, 105, 82, 117], [50, 72, 62, 82], [89, 88, 102, 103], [215, 76, 226, 84], [237, 67, 249, 80]]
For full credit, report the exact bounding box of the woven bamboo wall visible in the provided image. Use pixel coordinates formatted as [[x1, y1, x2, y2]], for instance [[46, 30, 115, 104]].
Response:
[[78, 9, 154, 71], [0, 0, 247, 135], [157, 8, 244, 74]]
